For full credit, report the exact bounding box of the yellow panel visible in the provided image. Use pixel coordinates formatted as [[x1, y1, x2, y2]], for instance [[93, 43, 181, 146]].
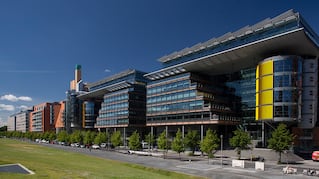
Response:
[[256, 65, 259, 92], [260, 75, 273, 90], [259, 60, 273, 76], [255, 106, 259, 120], [259, 90, 273, 105], [259, 105, 273, 120]]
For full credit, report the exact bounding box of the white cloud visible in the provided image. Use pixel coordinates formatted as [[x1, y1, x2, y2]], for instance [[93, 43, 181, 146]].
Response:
[[0, 94, 32, 102], [104, 69, 111, 73], [0, 104, 15, 111], [18, 96, 32, 101], [17, 105, 30, 111]]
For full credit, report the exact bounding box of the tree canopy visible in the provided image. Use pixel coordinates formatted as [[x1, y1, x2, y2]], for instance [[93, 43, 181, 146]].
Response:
[[229, 128, 251, 159], [128, 130, 141, 150], [94, 132, 107, 145], [171, 128, 184, 158], [157, 130, 168, 150], [144, 132, 155, 149], [268, 123, 294, 163], [111, 131, 122, 148], [200, 129, 220, 158], [184, 130, 200, 155]]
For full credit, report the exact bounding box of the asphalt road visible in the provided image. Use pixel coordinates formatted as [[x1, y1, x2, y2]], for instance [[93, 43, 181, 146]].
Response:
[[42, 143, 317, 179]]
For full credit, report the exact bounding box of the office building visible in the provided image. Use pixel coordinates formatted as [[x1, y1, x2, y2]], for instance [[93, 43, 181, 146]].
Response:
[[30, 102, 61, 132], [7, 110, 33, 132], [78, 69, 148, 141], [65, 64, 87, 133], [144, 9, 319, 150], [54, 101, 66, 133]]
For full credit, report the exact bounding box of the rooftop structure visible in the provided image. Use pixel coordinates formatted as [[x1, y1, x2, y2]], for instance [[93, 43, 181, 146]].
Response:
[[146, 9, 319, 80]]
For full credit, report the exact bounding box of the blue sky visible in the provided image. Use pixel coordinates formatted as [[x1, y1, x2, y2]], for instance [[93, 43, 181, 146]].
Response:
[[0, 0, 318, 126]]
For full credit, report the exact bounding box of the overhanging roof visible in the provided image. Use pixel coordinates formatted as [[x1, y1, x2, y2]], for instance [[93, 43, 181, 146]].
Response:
[[77, 81, 132, 100], [145, 28, 319, 80]]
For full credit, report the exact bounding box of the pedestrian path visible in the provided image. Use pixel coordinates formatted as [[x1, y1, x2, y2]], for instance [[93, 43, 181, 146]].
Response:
[[176, 162, 220, 171]]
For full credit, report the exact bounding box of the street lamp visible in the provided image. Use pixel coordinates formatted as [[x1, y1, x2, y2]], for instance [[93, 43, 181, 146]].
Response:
[[220, 134, 223, 168]]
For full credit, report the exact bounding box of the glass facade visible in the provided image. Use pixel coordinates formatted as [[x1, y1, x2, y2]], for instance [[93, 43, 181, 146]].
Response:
[[256, 55, 302, 122], [94, 70, 147, 128], [146, 72, 241, 125], [273, 56, 302, 121], [226, 68, 256, 123], [65, 90, 82, 133], [83, 101, 100, 129]]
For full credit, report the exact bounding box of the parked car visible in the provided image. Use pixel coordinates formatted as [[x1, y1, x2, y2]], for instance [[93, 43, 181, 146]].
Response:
[[71, 143, 80, 147], [92, 144, 100, 149], [100, 143, 107, 148], [312, 151, 319, 161]]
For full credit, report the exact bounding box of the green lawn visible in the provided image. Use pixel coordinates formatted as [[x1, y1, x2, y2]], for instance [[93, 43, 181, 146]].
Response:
[[0, 138, 203, 179]]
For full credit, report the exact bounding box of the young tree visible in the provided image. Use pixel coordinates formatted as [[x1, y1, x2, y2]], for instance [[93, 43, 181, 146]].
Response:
[[48, 132, 57, 142], [200, 129, 220, 159], [229, 129, 251, 159], [83, 131, 95, 146], [184, 130, 200, 155], [111, 131, 122, 149], [57, 130, 69, 143], [171, 128, 184, 159], [70, 130, 83, 144], [94, 132, 107, 145], [268, 123, 294, 164], [128, 130, 141, 150], [144, 132, 155, 150], [157, 130, 168, 150]]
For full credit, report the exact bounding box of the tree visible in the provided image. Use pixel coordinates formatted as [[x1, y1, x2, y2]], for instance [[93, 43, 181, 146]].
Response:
[[70, 130, 83, 144], [94, 132, 107, 145], [144, 132, 155, 150], [48, 132, 56, 142], [57, 130, 69, 143], [171, 128, 184, 159], [83, 131, 95, 146], [184, 130, 200, 155], [157, 130, 169, 150], [111, 131, 122, 149], [42, 131, 50, 140], [229, 129, 251, 159], [0, 126, 7, 132], [268, 123, 294, 164], [200, 129, 220, 159], [128, 130, 141, 150]]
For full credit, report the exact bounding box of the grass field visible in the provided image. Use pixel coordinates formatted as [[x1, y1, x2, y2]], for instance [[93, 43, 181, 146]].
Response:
[[0, 138, 203, 179]]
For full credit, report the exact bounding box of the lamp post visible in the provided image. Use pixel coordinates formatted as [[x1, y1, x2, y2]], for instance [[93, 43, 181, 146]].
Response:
[[220, 134, 223, 168]]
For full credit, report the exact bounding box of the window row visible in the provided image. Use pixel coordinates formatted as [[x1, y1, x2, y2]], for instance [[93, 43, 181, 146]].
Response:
[[98, 110, 128, 118], [147, 100, 203, 113], [100, 102, 128, 111], [147, 80, 189, 95], [147, 90, 196, 104], [274, 74, 301, 87], [274, 89, 299, 102], [274, 57, 302, 73], [104, 94, 128, 103], [96, 119, 128, 126], [274, 105, 298, 118]]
